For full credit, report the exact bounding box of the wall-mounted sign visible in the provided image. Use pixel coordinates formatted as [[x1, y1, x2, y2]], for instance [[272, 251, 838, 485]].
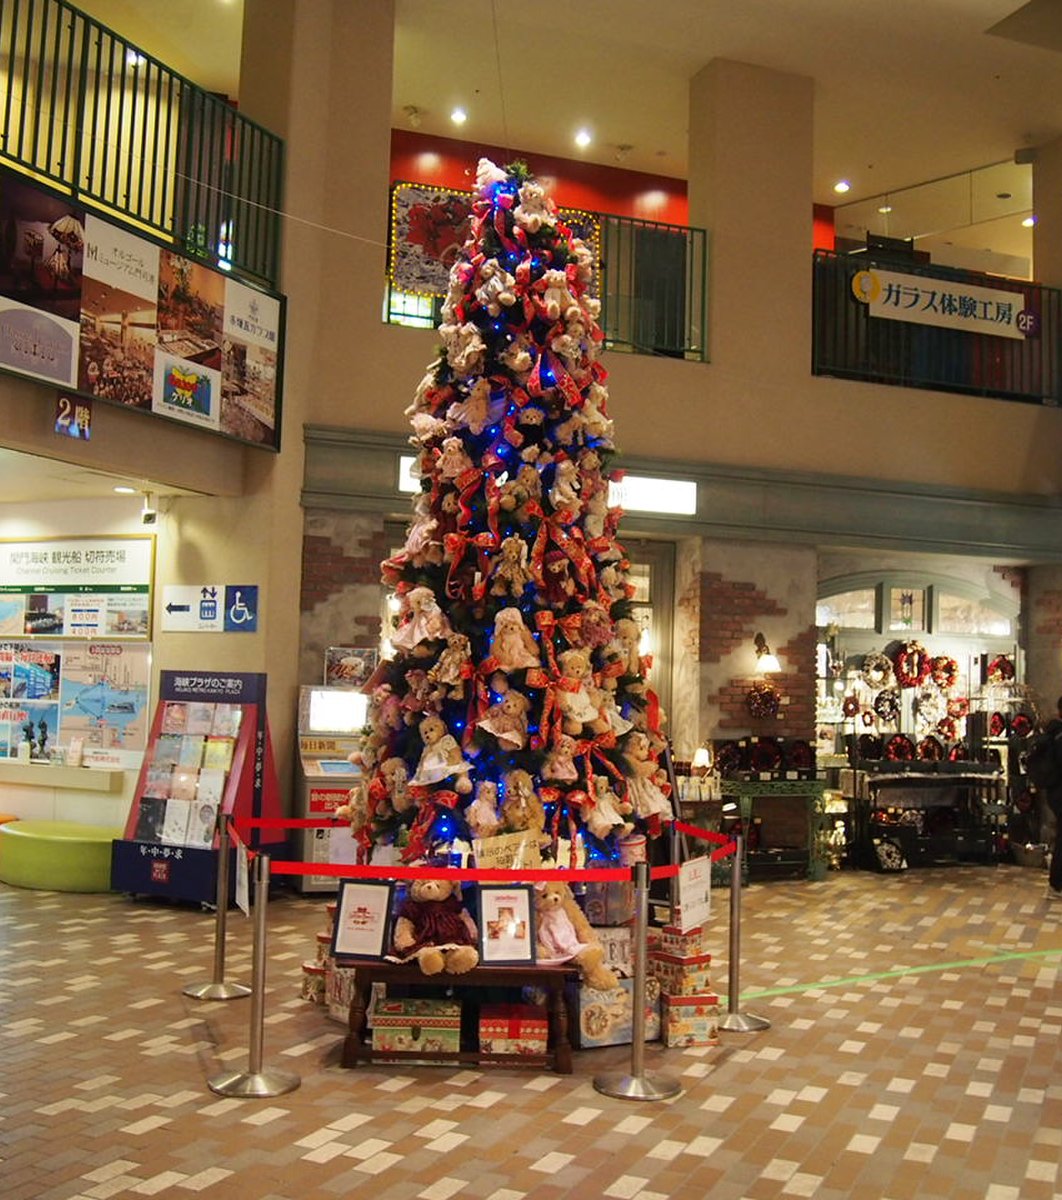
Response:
[[0, 536, 153, 639], [162, 584, 259, 633], [852, 268, 1036, 341], [0, 165, 284, 450]]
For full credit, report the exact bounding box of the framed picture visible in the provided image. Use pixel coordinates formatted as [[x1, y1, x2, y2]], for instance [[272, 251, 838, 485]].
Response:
[[324, 645, 379, 688], [478, 884, 535, 966], [330, 879, 395, 960]]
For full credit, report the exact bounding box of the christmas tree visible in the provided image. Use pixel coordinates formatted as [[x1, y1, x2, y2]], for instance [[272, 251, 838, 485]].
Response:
[[351, 159, 672, 866]]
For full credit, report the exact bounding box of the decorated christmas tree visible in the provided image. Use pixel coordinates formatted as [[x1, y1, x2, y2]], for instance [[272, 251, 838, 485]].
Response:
[[350, 159, 673, 867]]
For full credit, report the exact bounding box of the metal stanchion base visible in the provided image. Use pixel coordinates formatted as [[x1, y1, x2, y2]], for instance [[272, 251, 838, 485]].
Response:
[[207, 1068, 301, 1098], [720, 1011, 771, 1033], [183, 981, 251, 1001], [593, 1071, 682, 1101]]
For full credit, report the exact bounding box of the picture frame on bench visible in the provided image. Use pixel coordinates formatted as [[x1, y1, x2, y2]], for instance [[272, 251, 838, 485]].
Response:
[[330, 879, 394, 960], [478, 883, 536, 966]]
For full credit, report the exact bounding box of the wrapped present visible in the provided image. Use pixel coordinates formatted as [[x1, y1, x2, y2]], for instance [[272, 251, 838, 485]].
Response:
[[595, 925, 634, 978], [583, 880, 635, 926], [649, 950, 712, 996], [300, 960, 326, 1003], [324, 959, 358, 1024], [316, 931, 333, 963], [662, 992, 720, 1047], [371, 997, 461, 1054], [660, 924, 708, 957], [479, 1003, 549, 1055], [572, 976, 661, 1049]]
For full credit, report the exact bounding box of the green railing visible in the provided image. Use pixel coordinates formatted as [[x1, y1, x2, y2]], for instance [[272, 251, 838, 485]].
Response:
[[385, 209, 707, 362], [0, 0, 283, 286]]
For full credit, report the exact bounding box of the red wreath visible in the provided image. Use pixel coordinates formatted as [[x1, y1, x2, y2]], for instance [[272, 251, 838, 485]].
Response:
[[946, 697, 969, 719], [894, 641, 931, 688], [842, 694, 860, 718], [936, 716, 957, 741], [931, 656, 959, 690], [746, 681, 780, 719], [987, 655, 1015, 683]]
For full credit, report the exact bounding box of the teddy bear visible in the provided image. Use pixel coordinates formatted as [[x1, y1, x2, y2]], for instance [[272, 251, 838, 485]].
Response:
[[533, 879, 618, 991], [410, 713, 473, 793], [489, 535, 533, 598], [476, 688, 532, 751], [489, 607, 541, 672], [378, 756, 413, 815], [392, 877, 479, 975], [334, 780, 369, 837], [435, 434, 475, 482], [548, 458, 581, 515], [439, 320, 486, 376], [391, 586, 452, 655], [542, 732, 580, 783], [555, 647, 609, 737], [583, 775, 634, 841], [537, 268, 580, 323], [513, 179, 555, 234], [501, 768, 549, 847], [426, 631, 472, 700], [498, 462, 542, 523], [611, 616, 643, 677], [466, 779, 502, 840], [621, 730, 673, 821], [447, 376, 505, 436], [474, 260, 517, 316], [499, 332, 533, 378]]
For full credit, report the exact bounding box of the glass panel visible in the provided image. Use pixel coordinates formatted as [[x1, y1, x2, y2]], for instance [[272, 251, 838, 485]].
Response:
[[888, 587, 924, 632], [626, 563, 651, 604], [936, 592, 1013, 637], [816, 589, 876, 630]]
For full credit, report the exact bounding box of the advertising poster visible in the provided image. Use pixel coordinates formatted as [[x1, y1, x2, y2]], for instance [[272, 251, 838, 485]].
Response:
[[221, 277, 280, 445], [0, 536, 153, 638], [58, 640, 151, 766], [153, 249, 224, 430], [0, 697, 59, 759]]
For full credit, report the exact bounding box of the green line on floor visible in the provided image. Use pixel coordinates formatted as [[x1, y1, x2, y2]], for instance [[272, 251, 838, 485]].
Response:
[[739, 945, 1062, 999]]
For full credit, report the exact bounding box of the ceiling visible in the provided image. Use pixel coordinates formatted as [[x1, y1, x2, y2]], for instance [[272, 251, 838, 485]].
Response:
[[0, 446, 194, 504], [12, 0, 1062, 500]]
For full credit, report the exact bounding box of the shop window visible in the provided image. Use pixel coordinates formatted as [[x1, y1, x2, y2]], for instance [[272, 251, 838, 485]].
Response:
[[936, 591, 1013, 637], [815, 588, 876, 630], [384, 286, 438, 329], [888, 586, 925, 632]]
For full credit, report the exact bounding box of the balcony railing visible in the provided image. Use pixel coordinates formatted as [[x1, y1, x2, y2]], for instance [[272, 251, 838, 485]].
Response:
[[385, 198, 707, 363], [0, 0, 283, 286], [813, 249, 1060, 406]]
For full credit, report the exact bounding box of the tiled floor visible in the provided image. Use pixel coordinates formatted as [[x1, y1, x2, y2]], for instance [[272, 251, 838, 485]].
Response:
[[2, 863, 1060, 1200]]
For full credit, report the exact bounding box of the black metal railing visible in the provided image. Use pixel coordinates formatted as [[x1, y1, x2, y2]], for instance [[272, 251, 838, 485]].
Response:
[[0, 0, 283, 286], [385, 207, 707, 363], [813, 249, 1060, 406]]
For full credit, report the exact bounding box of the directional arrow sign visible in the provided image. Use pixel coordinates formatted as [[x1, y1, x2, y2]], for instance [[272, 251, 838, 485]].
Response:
[[161, 585, 224, 632], [165, 602, 191, 614]]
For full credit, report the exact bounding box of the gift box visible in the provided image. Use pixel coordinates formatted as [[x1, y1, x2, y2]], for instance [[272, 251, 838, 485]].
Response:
[[662, 992, 720, 1047], [479, 1003, 549, 1055], [660, 924, 708, 957], [649, 950, 712, 996], [371, 997, 461, 1054], [572, 976, 661, 1048], [300, 960, 326, 1004], [324, 959, 358, 1024], [583, 880, 635, 926], [595, 925, 634, 978]]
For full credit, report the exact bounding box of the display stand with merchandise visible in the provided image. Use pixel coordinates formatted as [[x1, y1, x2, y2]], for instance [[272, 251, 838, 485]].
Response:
[[111, 671, 284, 903]]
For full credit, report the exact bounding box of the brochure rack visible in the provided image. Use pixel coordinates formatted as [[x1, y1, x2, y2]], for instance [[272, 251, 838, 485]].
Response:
[[111, 671, 284, 904]]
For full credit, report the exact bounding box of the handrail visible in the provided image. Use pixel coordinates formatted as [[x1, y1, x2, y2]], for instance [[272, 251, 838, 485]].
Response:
[[0, 0, 283, 287]]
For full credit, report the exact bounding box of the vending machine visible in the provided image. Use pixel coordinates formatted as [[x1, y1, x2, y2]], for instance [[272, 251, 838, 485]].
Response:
[[294, 685, 368, 893]]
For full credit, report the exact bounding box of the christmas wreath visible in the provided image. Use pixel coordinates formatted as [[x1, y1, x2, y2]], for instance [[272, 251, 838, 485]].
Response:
[[841, 693, 860, 718], [894, 640, 931, 688], [1011, 712, 1033, 738], [987, 655, 1015, 683], [746, 681, 780, 719], [860, 652, 893, 690], [936, 716, 957, 741], [930, 655, 959, 690], [861, 708, 876, 727], [884, 733, 915, 761], [873, 689, 900, 722], [946, 697, 969, 719]]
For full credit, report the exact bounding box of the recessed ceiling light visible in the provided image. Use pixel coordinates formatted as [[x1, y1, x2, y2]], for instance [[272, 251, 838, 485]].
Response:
[[878, 205, 892, 214], [833, 180, 851, 194], [113, 485, 137, 494], [1023, 215, 1037, 227], [450, 106, 467, 126], [574, 128, 592, 149]]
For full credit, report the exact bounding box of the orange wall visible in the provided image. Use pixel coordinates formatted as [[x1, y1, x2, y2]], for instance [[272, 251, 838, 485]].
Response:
[[390, 129, 689, 224]]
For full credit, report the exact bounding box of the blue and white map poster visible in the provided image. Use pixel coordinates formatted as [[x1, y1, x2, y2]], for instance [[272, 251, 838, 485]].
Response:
[[58, 641, 151, 768]]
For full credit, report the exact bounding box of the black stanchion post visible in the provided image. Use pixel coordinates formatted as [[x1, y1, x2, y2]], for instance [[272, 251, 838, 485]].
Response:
[[719, 833, 770, 1033], [594, 862, 682, 1101], [207, 853, 301, 1098], [184, 818, 251, 1001]]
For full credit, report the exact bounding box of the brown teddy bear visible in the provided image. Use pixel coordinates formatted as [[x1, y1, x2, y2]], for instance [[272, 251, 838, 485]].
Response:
[[501, 768, 549, 847], [533, 879, 618, 991], [392, 877, 480, 975], [476, 688, 532, 751], [555, 647, 609, 737]]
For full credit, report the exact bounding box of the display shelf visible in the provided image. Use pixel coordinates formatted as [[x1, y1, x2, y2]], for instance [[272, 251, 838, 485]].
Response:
[[720, 777, 830, 881]]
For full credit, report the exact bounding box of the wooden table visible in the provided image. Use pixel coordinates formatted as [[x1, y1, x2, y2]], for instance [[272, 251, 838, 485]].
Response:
[[339, 960, 580, 1073]]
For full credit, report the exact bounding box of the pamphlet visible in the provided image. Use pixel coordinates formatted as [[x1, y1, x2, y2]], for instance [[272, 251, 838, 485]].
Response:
[[133, 796, 166, 842], [185, 702, 216, 735], [177, 735, 205, 768], [210, 705, 243, 738], [160, 702, 188, 734], [143, 765, 174, 799], [202, 737, 235, 772], [160, 798, 193, 845], [170, 768, 199, 802], [152, 734, 182, 767]]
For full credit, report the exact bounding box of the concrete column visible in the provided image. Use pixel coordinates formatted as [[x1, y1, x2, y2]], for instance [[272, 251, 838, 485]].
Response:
[[1026, 565, 1062, 711], [1032, 135, 1062, 288], [688, 59, 814, 379]]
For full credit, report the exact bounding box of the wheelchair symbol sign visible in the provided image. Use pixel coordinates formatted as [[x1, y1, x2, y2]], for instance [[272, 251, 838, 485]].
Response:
[[224, 585, 259, 633]]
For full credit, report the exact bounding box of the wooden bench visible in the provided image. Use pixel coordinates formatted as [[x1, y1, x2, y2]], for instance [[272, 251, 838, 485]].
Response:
[[340, 960, 580, 1074]]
